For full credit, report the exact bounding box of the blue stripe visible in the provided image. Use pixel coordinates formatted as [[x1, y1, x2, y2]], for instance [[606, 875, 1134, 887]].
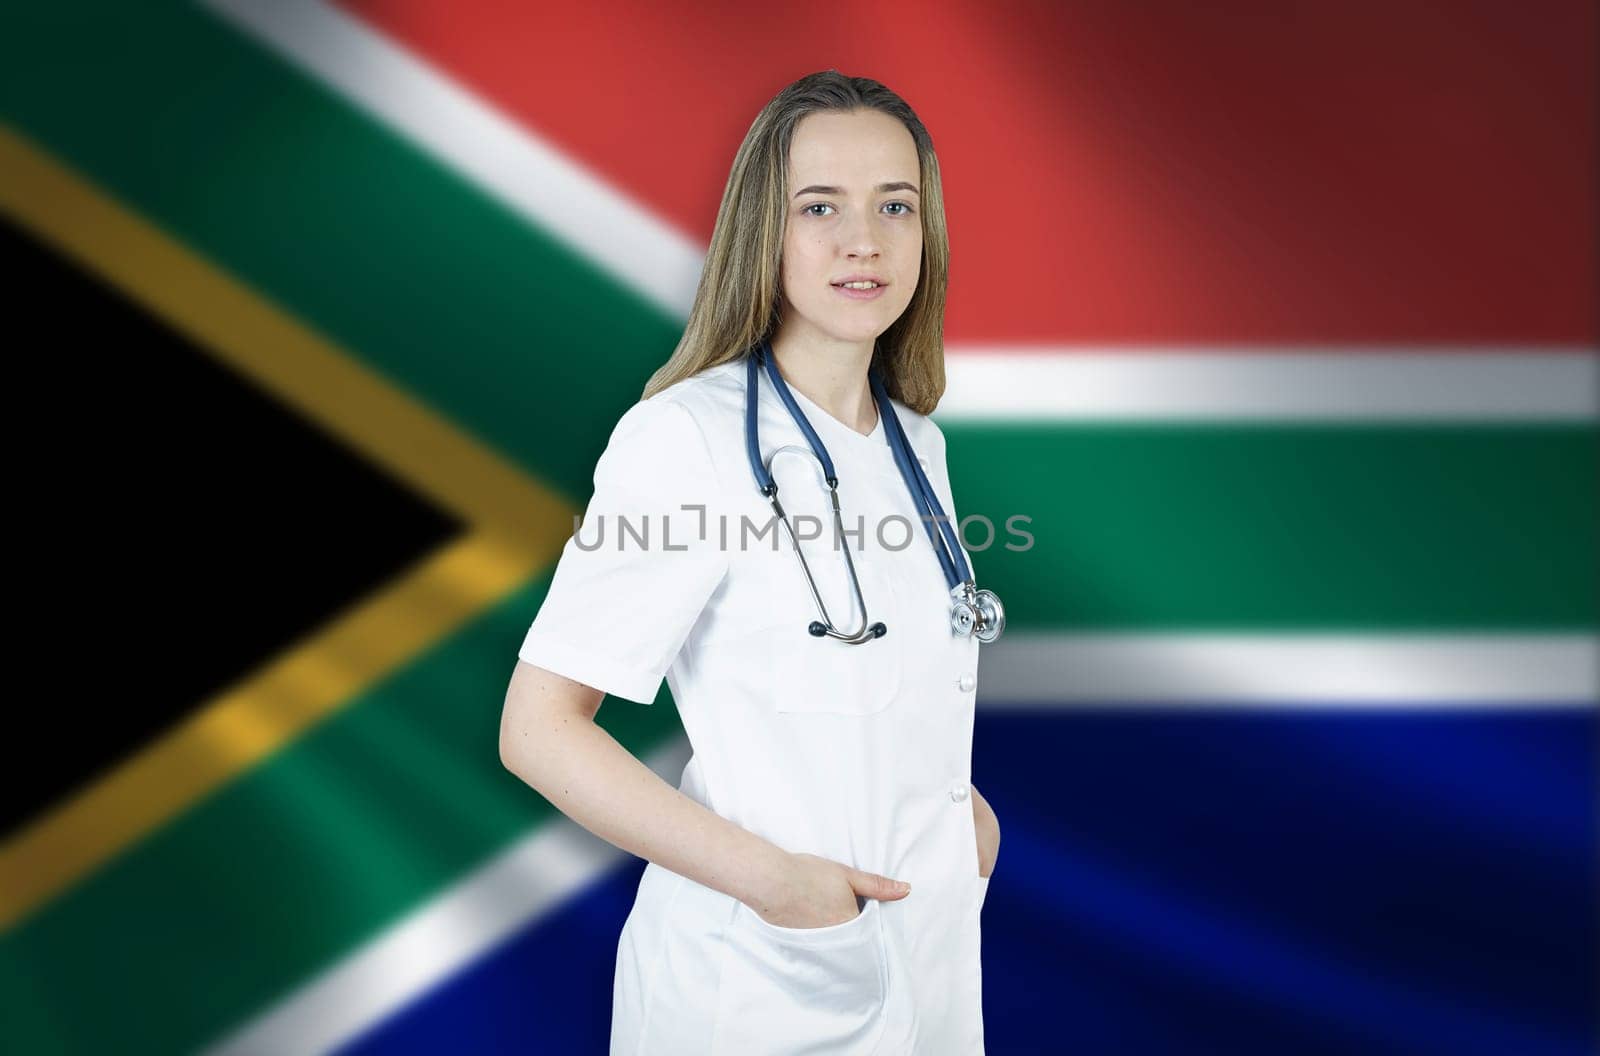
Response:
[[342, 708, 1598, 1055]]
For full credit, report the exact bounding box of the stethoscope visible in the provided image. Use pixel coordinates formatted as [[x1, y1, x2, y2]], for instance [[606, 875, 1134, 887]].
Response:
[[743, 338, 1006, 646]]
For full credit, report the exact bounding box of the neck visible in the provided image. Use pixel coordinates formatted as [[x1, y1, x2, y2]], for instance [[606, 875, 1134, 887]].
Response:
[[768, 327, 879, 437]]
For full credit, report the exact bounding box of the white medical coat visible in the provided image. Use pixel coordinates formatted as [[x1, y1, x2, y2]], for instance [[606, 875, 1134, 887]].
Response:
[[518, 356, 989, 1055]]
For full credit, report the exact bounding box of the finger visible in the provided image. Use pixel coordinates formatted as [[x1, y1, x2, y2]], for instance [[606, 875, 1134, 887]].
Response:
[[852, 871, 912, 901]]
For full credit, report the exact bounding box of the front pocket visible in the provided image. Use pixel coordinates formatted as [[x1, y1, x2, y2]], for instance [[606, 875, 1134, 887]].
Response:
[[713, 896, 889, 1055], [736, 891, 880, 946]]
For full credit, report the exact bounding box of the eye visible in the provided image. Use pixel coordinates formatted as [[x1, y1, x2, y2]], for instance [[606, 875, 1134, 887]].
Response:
[[801, 201, 915, 217]]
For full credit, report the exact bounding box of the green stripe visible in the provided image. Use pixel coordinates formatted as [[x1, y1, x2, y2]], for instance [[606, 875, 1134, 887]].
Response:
[[0, 1, 680, 504], [4, 428, 1587, 1051], [950, 423, 1597, 629], [0, 578, 686, 1054]]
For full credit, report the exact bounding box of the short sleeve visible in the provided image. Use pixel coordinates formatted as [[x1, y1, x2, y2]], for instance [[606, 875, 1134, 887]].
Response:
[[517, 397, 731, 704]]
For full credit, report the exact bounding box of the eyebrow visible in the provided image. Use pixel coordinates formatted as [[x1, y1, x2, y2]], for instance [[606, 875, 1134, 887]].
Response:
[[793, 181, 921, 198]]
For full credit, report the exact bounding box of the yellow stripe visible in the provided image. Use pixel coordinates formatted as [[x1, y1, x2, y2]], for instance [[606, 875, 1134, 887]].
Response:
[[0, 124, 575, 929]]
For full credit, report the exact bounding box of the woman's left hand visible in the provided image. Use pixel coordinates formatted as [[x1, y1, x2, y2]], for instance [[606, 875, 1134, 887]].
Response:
[[971, 784, 1000, 879]]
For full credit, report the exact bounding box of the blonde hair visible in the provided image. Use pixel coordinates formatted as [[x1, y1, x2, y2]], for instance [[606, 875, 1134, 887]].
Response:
[[641, 70, 950, 415]]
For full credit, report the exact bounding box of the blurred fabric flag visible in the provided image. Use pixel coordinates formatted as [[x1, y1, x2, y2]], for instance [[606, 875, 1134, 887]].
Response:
[[1, 2, 1594, 1054]]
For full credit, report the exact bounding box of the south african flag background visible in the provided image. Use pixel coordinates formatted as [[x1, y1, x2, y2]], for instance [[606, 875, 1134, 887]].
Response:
[[2, 3, 1595, 1054]]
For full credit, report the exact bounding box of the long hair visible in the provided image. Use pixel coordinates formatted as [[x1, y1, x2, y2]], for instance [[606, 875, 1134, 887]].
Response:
[[641, 70, 950, 414]]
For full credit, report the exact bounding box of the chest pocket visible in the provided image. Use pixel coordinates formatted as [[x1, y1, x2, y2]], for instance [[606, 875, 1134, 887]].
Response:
[[762, 542, 904, 716], [761, 544, 902, 716]]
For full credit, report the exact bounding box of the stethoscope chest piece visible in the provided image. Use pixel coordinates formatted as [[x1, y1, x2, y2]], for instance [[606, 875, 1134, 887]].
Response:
[[950, 581, 1006, 644], [972, 588, 1006, 643], [950, 598, 977, 638]]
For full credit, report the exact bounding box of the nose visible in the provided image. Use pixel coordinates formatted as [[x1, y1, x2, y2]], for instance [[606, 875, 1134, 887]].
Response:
[[839, 206, 883, 260]]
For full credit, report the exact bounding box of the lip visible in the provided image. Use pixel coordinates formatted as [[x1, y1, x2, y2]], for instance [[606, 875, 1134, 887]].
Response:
[[831, 276, 889, 301]]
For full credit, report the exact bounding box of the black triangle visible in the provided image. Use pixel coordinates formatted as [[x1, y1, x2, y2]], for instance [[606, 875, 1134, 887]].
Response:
[[2, 213, 464, 838]]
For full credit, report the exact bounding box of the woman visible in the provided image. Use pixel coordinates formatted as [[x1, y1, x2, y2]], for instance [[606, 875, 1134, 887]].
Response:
[[500, 70, 1002, 1055]]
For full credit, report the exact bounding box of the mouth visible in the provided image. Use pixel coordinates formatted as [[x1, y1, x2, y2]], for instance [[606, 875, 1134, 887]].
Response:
[[831, 278, 888, 300]]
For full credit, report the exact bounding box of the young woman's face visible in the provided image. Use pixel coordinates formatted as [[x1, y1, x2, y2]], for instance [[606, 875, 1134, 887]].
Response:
[[779, 109, 923, 347]]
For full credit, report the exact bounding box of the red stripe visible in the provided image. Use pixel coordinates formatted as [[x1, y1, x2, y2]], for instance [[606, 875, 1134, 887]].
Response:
[[339, 0, 1596, 344]]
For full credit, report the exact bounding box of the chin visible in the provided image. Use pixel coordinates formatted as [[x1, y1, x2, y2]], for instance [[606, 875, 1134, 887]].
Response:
[[826, 322, 890, 345], [789, 300, 905, 345]]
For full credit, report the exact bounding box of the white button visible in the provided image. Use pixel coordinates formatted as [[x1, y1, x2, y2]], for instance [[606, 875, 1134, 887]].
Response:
[[957, 672, 976, 692], [949, 781, 970, 803]]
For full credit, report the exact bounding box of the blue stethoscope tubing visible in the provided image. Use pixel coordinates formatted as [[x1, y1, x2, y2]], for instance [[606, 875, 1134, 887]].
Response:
[[744, 338, 1005, 644]]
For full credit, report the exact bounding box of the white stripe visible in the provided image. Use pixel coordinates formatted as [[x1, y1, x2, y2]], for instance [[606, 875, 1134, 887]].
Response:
[[975, 632, 1600, 707], [937, 348, 1600, 421], [202, 0, 1598, 422], [200, 0, 704, 320], [199, 737, 695, 1056]]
